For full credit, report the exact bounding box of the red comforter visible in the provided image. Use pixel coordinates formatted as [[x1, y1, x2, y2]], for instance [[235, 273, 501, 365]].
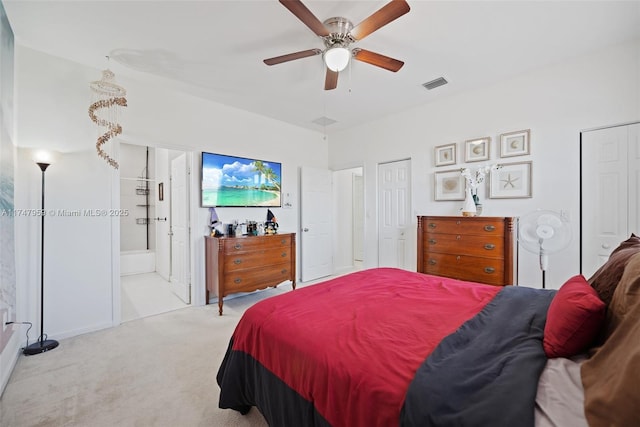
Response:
[[225, 268, 501, 426]]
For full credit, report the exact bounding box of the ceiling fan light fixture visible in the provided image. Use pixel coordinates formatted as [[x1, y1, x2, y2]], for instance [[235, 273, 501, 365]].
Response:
[[323, 46, 350, 72]]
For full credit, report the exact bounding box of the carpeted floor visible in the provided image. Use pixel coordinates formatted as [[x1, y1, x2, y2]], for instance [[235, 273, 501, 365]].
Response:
[[0, 286, 295, 427]]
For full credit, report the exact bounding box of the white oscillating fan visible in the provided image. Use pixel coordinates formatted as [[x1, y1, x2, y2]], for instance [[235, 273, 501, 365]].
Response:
[[518, 210, 572, 288]]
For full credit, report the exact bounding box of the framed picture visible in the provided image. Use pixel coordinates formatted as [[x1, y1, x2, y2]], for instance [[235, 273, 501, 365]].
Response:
[[489, 161, 532, 199], [158, 182, 164, 201], [434, 169, 465, 201], [434, 143, 456, 167], [464, 137, 490, 162], [500, 129, 530, 157]]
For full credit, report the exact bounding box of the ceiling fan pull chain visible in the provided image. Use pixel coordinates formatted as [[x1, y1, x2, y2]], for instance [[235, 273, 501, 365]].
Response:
[[348, 57, 352, 94]]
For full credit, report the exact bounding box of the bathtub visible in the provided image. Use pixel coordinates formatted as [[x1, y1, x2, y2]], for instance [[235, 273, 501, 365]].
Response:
[[120, 250, 156, 276]]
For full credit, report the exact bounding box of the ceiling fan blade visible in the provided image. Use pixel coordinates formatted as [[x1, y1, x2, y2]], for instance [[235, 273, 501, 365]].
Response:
[[350, 0, 410, 41], [353, 48, 404, 72], [324, 68, 338, 90], [279, 0, 330, 37], [264, 48, 322, 66]]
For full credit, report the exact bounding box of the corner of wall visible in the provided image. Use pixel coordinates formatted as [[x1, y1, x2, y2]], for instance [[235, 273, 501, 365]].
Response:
[[0, 333, 21, 397]]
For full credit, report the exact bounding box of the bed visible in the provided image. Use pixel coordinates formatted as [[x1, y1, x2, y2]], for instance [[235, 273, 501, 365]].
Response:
[[216, 235, 640, 426]]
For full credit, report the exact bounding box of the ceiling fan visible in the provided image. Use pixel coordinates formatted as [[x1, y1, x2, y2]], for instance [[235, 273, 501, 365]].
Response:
[[264, 0, 410, 90]]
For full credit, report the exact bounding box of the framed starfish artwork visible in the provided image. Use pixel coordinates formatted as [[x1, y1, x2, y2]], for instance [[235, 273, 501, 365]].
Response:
[[489, 161, 532, 198]]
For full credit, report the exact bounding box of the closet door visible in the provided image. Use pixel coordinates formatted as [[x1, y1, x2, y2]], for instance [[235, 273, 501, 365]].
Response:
[[581, 123, 639, 278]]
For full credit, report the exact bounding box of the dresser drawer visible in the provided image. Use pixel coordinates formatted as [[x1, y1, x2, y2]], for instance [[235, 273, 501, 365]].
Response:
[[423, 233, 505, 258], [222, 262, 293, 295], [423, 217, 505, 237], [223, 235, 292, 253], [223, 247, 292, 272], [423, 253, 506, 286]]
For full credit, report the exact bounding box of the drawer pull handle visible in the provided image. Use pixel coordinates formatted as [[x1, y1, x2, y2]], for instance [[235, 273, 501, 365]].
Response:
[[234, 278, 242, 284], [281, 239, 286, 244], [484, 244, 495, 250], [281, 269, 288, 274], [428, 259, 437, 265], [456, 256, 461, 261], [456, 220, 461, 225], [428, 223, 437, 229], [484, 267, 495, 274], [428, 239, 437, 244], [233, 259, 242, 265], [281, 252, 287, 257], [456, 235, 461, 240], [234, 243, 242, 250], [484, 225, 496, 232]]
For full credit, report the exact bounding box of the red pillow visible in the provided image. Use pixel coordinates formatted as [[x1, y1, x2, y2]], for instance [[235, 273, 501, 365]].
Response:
[[544, 275, 606, 358]]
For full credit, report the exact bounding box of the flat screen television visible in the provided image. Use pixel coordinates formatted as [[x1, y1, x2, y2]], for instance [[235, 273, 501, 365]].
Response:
[[201, 152, 282, 207]]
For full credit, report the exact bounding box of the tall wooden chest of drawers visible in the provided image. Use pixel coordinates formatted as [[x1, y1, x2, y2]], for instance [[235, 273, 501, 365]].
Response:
[[205, 233, 296, 315], [417, 216, 517, 286]]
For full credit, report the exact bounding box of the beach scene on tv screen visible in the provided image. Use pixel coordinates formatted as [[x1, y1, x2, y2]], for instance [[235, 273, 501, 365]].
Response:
[[202, 153, 281, 207]]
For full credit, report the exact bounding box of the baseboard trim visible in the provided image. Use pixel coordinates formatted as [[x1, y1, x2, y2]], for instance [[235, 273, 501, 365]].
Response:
[[0, 333, 22, 398], [49, 321, 114, 342]]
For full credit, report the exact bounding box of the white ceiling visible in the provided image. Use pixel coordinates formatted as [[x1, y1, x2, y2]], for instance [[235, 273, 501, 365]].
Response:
[[4, 1, 640, 134]]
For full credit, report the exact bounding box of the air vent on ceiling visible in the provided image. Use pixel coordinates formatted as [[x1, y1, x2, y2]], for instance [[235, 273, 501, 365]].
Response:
[[422, 77, 448, 90], [312, 116, 338, 126]]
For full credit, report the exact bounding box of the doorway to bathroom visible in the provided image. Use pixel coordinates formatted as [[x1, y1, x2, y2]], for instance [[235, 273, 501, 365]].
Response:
[[119, 143, 191, 322]]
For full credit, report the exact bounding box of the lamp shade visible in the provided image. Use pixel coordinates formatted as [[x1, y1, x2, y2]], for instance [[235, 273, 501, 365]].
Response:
[[31, 149, 58, 166], [323, 46, 350, 72]]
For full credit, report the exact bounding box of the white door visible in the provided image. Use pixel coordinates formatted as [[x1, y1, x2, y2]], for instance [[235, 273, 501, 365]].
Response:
[[353, 174, 364, 262], [170, 153, 190, 303], [581, 123, 639, 277], [301, 167, 333, 282], [378, 159, 411, 269]]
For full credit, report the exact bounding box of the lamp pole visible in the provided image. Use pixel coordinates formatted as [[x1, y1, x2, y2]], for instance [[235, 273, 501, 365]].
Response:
[[23, 160, 59, 355]]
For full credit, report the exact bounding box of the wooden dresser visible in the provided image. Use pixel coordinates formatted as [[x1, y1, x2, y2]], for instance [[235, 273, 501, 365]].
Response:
[[205, 233, 296, 315], [417, 216, 517, 286]]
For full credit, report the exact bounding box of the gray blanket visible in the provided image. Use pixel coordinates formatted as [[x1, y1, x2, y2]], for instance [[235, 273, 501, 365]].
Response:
[[401, 286, 555, 427]]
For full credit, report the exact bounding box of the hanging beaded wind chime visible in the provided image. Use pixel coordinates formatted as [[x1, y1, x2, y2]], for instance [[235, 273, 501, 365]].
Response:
[[88, 66, 127, 169]]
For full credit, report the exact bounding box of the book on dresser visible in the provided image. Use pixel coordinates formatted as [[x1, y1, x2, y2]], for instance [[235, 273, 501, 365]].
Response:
[[417, 216, 517, 286], [205, 233, 296, 315]]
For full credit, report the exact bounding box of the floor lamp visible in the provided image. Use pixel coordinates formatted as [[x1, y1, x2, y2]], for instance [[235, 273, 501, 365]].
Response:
[[23, 151, 59, 355]]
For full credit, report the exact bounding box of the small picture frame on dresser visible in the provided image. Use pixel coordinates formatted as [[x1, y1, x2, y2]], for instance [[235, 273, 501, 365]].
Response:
[[434, 169, 465, 201], [489, 161, 532, 198], [464, 137, 491, 162], [434, 143, 456, 167]]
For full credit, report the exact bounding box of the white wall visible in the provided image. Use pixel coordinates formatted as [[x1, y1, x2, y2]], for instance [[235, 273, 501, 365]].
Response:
[[329, 39, 640, 289], [332, 168, 355, 273], [332, 167, 363, 273], [154, 148, 170, 281], [13, 46, 327, 342], [15, 148, 116, 339]]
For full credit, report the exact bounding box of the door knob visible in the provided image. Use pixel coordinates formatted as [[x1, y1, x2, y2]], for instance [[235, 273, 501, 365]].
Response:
[[303, 228, 309, 232]]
